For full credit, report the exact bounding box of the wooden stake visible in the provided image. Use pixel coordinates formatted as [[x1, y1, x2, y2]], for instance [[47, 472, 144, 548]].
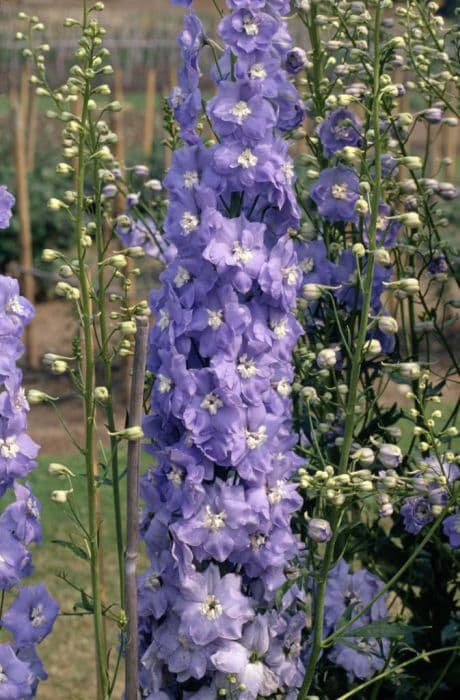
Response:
[[164, 65, 177, 171], [443, 82, 458, 182], [143, 68, 156, 158], [27, 89, 38, 173], [11, 90, 38, 368], [125, 316, 149, 700]]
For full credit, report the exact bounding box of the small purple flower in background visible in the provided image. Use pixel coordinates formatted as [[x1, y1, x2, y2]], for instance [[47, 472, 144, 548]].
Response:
[[400, 496, 434, 535], [310, 165, 360, 223], [285, 47, 307, 74], [317, 108, 362, 157], [442, 512, 460, 548], [0, 643, 32, 699], [0, 185, 15, 229]]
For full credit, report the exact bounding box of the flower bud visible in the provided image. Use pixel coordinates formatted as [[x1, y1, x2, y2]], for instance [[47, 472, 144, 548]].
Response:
[[363, 339, 382, 358], [317, 348, 337, 369], [306, 518, 333, 543], [42, 248, 60, 262], [378, 444, 402, 468], [378, 316, 398, 334], [355, 198, 369, 215], [374, 248, 391, 266], [351, 447, 375, 466], [398, 362, 421, 379], [51, 360, 68, 374], [302, 283, 322, 301], [107, 254, 128, 269], [398, 212, 421, 227], [109, 425, 144, 440], [51, 489, 73, 503], [27, 389, 54, 404], [352, 243, 366, 257], [48, 463, 75, 478], [94, 386, 109, 402], [119, 320, 137, 335]]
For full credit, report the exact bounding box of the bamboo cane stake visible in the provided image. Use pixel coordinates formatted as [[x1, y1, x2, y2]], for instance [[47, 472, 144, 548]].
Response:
[[443, 82, 458, 182], [125, 315, 149, 700], [26, 88, 38, 173], [143, 68, 156, 158], [11, 89, 38, 368]]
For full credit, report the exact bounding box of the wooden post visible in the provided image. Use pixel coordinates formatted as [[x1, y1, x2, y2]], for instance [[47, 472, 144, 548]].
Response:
[[27, 89, 38, 173], [442, 82, 458, 182], [164, 65, 177, 171], [125, 316, 149, 700], [11, 90, 38, 368], [143, 68, 156, 158]]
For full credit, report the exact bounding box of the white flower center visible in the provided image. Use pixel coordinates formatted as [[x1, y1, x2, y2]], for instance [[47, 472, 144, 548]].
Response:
[[331, 183, 348, 200], [180, 211, 199, 234], [0, 666, 7, 683], [246, 425, 267, 449], [174, 266, 191, 288], [183, 170, 199, 189], [250, 532, 266, 550], [237, 148, 258, 169], [146, 572, 161, 590], [237, 354, 257, 379], [276, 377, 291, 397], [301, 256, 315, 273], [158, 374, 172, 393], [282, 162, 295, 183], [243, 14, 259, 35], [230, 101, 251, 124], [170, 89, 185, 107], [6, 297, 22, 315], [203, 505, 227, 531], [14, 387, 28, 411], [0, 436, 20, 459], [232, 242, 253, 263], [27, 497, 40, 519], [268, 480, 286, 505], [167, 465, 183, 486], [249, 63, 267, 80], [376, 215, 388, 230], [200, 595, 223, 620], [200, 392, 223, 416], [158, 310, 170, 330], [271, 318, 288, 338], [30, 604, 46, 628], [207, 309, 223, 329], [282, 265, 300, 286]]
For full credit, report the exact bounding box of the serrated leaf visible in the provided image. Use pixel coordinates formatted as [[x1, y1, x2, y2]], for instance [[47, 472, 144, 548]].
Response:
[[52, 538, 89, 561]]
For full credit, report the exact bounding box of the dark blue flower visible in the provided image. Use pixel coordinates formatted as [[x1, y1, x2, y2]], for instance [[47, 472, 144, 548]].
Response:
[[317, 108, 362, 157]]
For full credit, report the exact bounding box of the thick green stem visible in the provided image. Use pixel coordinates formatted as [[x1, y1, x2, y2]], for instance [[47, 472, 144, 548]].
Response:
[[93, 163, 125, 607], [76, 2, 109, 696], [298, 6, 383, 696]]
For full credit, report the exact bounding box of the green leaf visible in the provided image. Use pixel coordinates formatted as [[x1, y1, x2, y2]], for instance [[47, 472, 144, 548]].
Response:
[[339, 621, 420, 641], [74, 590, 94, 613], [52, 538, 90, 561]]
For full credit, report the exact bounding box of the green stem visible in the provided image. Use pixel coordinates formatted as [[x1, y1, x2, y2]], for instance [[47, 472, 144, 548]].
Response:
[[76, 3, 109, 696], [336, 645, 460, 700], [93, 160, 125, 608], [299, 8, 383, 696]]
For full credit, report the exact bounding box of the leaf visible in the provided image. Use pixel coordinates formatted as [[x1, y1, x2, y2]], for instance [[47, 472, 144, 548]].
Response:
[[52, 538, 89, 561], [74, 590, 94, 613], [338, 621, 420, 641]]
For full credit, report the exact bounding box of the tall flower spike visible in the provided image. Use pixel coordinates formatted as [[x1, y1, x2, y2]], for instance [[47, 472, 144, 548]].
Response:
[[0, 189, 59, 698], [139, 1, 306, 697]]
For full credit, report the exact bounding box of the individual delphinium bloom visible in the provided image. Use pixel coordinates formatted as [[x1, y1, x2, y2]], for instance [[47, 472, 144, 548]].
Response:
[[0, 482, 42, 545], [0, 643, 32, 700], [138, 0, 305, 696], [317, 108, 363, 157], [115, 216, 162, 258], [442, 512, 460, 548], [322, 559, 389, 681], [0, 277, 35, 337], [0, 530, 32, 590], [0, 185, 15, 229], [310, 164, 360, 224], [400, 496, 434, 535], [219, 8, 279, 56], [1, 584, 59, 647]]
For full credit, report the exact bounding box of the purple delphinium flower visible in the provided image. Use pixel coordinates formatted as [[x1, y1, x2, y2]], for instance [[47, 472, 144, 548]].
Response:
[[139, 0, 305, 696], [400, 496, 434, 535], [310, 165, 360, 223], [0, 268, 58, 696], [0, 643, 32, 699], [323, 559, 389, 681], [307, 518, 332, 543], [0, 186, 15, 229], [442, 512, 460, 548], [1, 584, 59, 647], [317, 108, 362, 157]]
